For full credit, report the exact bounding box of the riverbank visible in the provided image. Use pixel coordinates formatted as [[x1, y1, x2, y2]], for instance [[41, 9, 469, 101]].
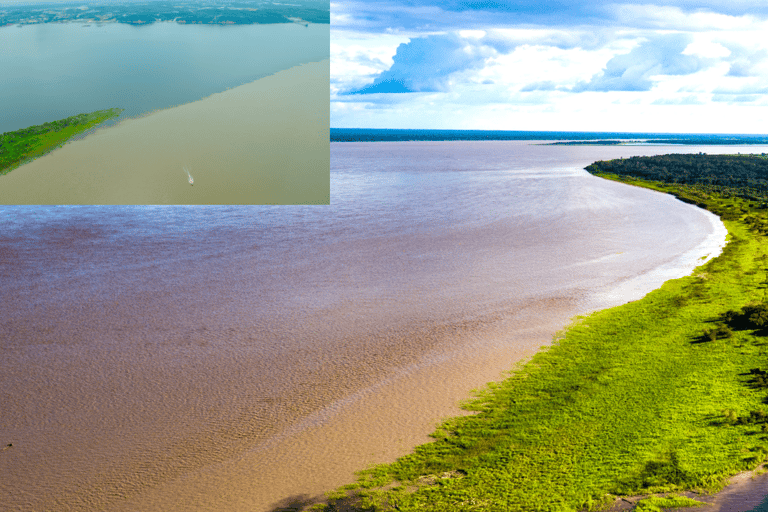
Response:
[[0, 148, 739, 511], [320, 167, 768, 511], [0, 108, 123, 175]]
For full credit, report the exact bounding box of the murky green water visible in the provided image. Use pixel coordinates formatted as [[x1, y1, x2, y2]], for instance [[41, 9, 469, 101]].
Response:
[[0, 22, 329, 133]]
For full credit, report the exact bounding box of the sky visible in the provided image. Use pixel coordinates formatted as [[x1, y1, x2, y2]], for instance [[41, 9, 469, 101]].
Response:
[[331, 0, 768, 133]]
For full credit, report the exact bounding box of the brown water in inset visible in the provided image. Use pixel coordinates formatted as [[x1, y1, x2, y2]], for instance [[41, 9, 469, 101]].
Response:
[[0, 60, 329, 204], [0, 142, 751, 511]]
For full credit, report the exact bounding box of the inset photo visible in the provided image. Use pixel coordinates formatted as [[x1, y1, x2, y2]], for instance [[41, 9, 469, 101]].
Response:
[[0, 0, 329, 204]]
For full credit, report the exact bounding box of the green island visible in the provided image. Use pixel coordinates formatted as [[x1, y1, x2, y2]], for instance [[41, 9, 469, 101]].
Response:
[[0, 108, 124, 176], [317, 153, 768, 512]]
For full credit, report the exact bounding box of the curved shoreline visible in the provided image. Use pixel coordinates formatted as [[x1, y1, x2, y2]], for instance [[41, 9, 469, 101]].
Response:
[[318, 167, 768, 511], [36, 163, 723, 511], [0, 150, 746, 511], [586, 188, 728, 312]]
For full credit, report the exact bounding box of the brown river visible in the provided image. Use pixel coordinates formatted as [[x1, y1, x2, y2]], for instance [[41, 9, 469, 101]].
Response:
[[2, 140, 761, 510]]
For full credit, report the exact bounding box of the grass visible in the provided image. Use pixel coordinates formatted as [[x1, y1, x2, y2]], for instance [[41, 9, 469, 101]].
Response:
[[634, 494, 705, 511], [317, 171, 768, 511], [0, 108, 123, 176]]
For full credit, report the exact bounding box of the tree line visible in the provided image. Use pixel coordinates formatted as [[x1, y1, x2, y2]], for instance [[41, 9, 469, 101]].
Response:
[[586, 153, 768, 191]]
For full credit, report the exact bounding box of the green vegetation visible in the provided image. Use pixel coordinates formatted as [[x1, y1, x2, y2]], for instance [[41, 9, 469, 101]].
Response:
[[0, 109, 123, 176], [586, 153, 768, 195], [634, 494, 705, 511], [317, 155, 768, 511]]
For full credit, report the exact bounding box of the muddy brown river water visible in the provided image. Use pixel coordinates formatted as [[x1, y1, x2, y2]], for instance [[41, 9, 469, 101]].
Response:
[[2, 141, 758, 510]]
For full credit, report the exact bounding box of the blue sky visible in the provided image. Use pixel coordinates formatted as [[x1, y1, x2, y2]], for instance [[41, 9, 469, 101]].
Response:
[[331, 0, 768, 132]]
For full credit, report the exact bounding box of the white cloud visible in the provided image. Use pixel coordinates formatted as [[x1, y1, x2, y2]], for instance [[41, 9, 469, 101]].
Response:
[[343, 33, 501, 94], [331, 2, 768, 132], [484, 27, 618, 51], [458, 29, 487, 39], [651, 95, 706, 105], [683, 40, 731, 58], [331, 31, 412, 96], [332, 89, 768, 133], [573, 33, 714, 92], [614, 4, 757, 30], [330, 3, 353, 26], [491, 43, 616, 92]]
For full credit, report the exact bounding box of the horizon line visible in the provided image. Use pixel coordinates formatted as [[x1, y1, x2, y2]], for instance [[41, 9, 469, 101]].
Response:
[[331, 128, 768, 137]]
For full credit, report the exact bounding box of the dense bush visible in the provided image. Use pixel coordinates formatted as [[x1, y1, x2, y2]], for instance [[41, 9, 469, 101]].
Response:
[[702, 324, 733, 341], [721, 302, 768, 331]]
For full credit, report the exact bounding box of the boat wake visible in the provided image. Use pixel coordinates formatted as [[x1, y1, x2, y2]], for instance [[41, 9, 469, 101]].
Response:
[[183, 166, 194, 186]]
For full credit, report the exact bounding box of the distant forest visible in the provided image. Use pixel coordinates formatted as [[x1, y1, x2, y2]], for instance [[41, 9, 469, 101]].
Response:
[[330, 129, 768, 144], [0, 0, 330, 27], [586, 154, 768, 195]]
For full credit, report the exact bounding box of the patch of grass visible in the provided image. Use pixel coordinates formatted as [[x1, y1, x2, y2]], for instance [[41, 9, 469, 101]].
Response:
[[0, 108, 123, 175], [635, 494, 706, 511], [320, 166, 768, 512]]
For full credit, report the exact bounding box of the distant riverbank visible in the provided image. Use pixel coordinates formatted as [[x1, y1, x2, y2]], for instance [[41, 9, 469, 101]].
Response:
[[1, 0, 329, 27], [330, 128, 768, 145]]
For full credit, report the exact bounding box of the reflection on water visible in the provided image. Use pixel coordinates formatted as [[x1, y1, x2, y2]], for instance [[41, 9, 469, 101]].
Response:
[[0, 142, 746, 510]]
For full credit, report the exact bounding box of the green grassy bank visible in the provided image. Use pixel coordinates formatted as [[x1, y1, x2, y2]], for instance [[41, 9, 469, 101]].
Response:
[[318, 157, 768, 511], [0, 108, 123, 176]]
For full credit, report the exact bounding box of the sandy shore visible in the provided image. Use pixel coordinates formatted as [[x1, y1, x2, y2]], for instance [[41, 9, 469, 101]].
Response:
[[112, 298, 581, 511], [0, 59, 329, 204]]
